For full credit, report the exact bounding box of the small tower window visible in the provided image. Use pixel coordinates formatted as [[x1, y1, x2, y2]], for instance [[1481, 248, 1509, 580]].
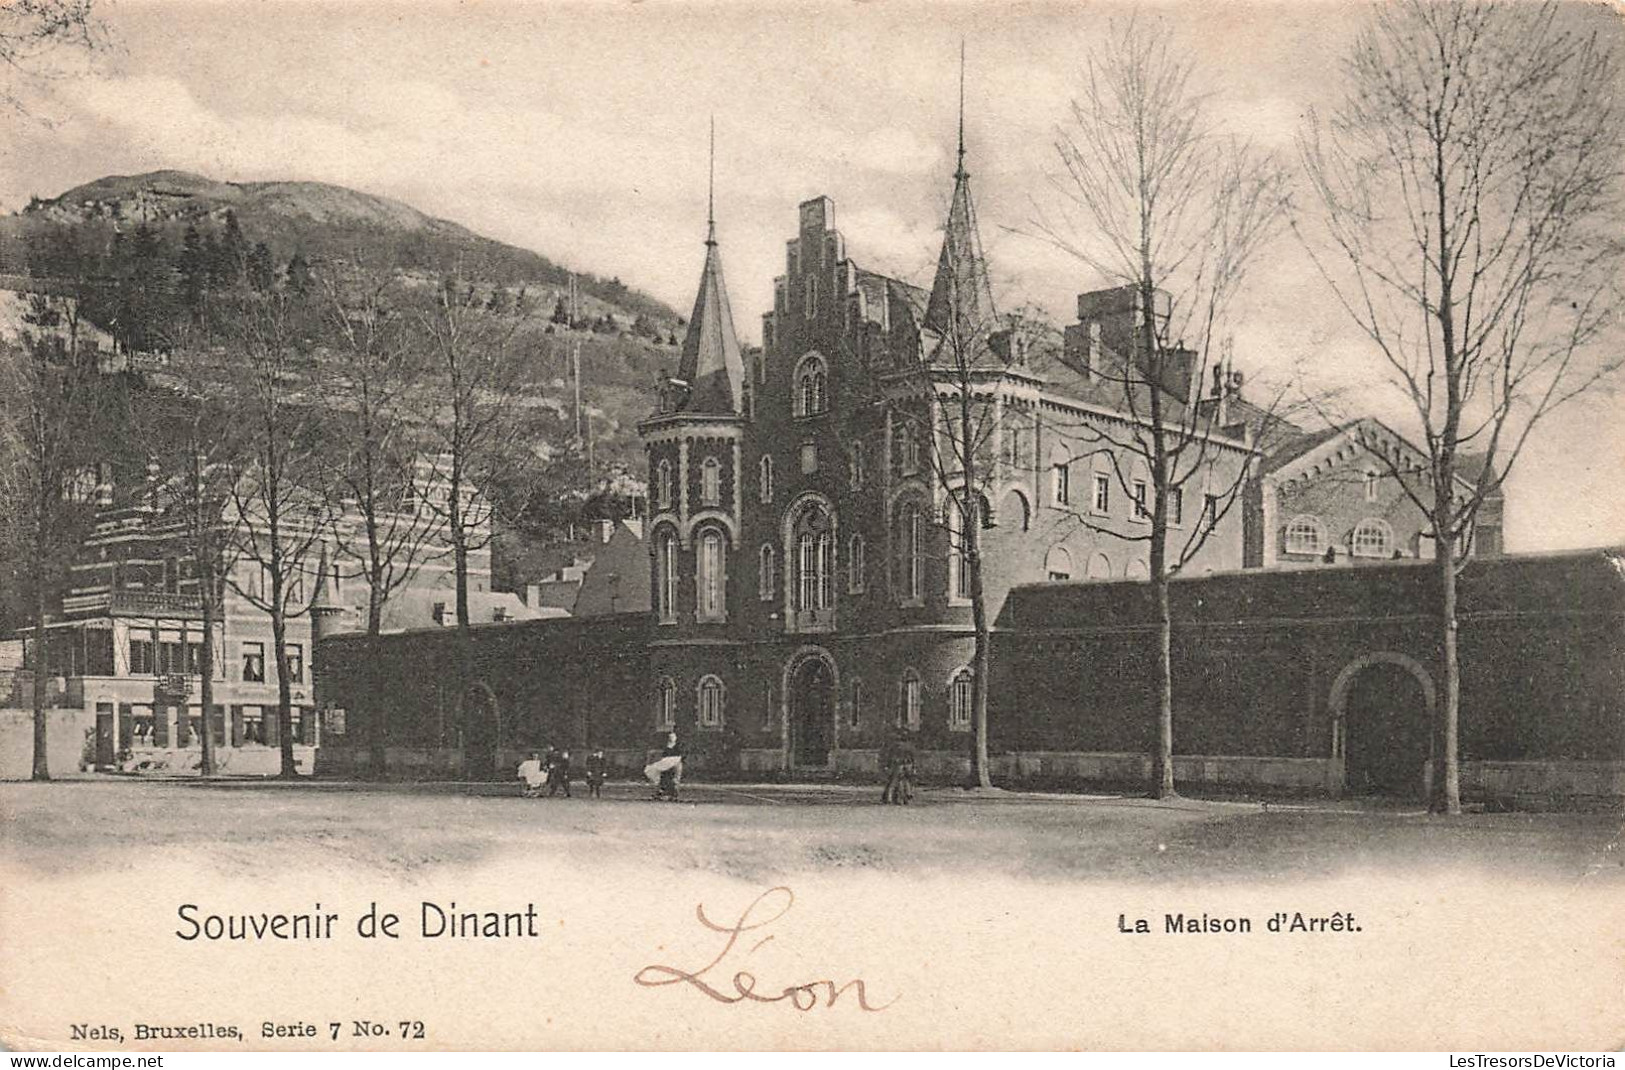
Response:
[[700, 456, 721, 507], [697, 528, 726, 621], [759, 454, 774, 503], [656, 459, 673, 511], [758, 544, 776, 602]]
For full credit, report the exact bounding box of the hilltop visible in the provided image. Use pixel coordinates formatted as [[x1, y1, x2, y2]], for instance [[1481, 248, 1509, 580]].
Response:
[[0, 169, 679, 328]]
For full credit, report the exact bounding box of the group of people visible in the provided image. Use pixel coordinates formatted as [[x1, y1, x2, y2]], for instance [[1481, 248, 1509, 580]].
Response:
[[517, 730, 914, 804], [517, 745, 609, 799]]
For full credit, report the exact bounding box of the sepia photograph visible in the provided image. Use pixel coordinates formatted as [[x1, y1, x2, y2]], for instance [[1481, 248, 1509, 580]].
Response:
[[0, 0, 1622, 1053]]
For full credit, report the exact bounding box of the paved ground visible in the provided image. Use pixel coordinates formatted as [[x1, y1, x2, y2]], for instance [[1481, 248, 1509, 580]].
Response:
[[3, 775, 1620, 884]]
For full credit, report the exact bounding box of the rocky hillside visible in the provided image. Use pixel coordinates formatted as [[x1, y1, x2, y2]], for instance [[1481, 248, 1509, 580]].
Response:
[[1, 169, 679, 328]]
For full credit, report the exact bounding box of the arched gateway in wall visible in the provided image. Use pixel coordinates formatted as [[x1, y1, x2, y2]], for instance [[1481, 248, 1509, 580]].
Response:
[[782, 646, 838, 770], [1328, 652, 1435, 799]]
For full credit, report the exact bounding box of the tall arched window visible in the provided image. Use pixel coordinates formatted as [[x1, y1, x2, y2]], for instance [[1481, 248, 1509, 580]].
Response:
[[1050, 444, 1071, 506], [759, 454, 774, 503], [849, 443, 865, 490], [817, 532, 834, 608], [758, 544, 776, 602], [1285, 515, 1325, 556], [896, 502, 924, 603], [697, 675, 726, 729], [700, 456, 721, 507], [948, 496, 980, 600], [656, 530, 677, 623], [697, 529, 726, 621], [949, 668, 974, 731], [656, 459, 673, 511], [897, 668, 921, 730], [796, 355, 828, 416], [847, 533, 866, 593], [798, 532, 816, 610], [849, 677, 863, 728], [1352, 517, 1394, 558], [896, 422, 919, 475], [655, 677, 676, 730]]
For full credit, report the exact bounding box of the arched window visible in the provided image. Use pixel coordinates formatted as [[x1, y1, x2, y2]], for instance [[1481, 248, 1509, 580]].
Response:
[[758, 544, 776, 602], [896, 502, 924, 602], [655, 677, 676, 730], [700, 456, 721, 507], [817, 532, 834, 608], [948, 496, 979, 600], [762, 680, 775, 730], [897, 668, 921, 730], [1086, 551, 1112, 579], [849, 443, 865, 490], [697, 529, 726, 621], [848, 534, 866, 593], [1050, 444, 1071, 506], [1127, 559, 1149, 580], [697, 675, 726, 729], [1352, 517, 1394, 559], [1045, 545, 1073, 581], [795, 355, 828, 416], [791, 502, 833, 615], [798, 532, 816, 610], [1284, 515, 1325, 556], [759, 454, 774, 503], [1002, 413, 1028, 473], [896, 422, 919, 475], [949, 668, 974, 732], [656, 530, 678, 623], [655, 459, 673, 511]]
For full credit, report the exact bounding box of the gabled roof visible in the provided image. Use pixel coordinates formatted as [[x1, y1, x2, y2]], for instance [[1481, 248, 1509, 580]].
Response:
[[674, 231, 745, 415]]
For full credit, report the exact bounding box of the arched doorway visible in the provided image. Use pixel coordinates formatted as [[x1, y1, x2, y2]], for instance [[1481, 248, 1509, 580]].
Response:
[[1331, 655, 1433, 798], [788, 654, 835, 768], [461, 682, 501, 781]]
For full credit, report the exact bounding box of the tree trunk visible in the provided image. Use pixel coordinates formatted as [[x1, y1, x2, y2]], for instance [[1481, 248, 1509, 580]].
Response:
[[1151, 573, 1175, 798], [198, 555, 217, 777], [367, 592, 387, 780], [967, 533, 993, 790], [1432, 529, 1463, 815], [31, 580, 50, 782], [272, 604, 297, 778]]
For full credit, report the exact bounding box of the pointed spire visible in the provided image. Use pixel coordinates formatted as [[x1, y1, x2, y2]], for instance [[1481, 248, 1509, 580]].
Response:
[[706, 115, 717, 246], [924, 44, 997, 344], [675, 120, 745, 414], [956, 38, 967, 181]]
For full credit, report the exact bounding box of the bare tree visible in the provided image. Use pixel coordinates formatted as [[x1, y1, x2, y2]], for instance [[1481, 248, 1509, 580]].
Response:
[[416, 277, 546, 777], [0, 0, 109, 120], [217, 287, 329, 778], [134, 379, 243, 778], [316, 265, 447, 778], [1036, 16, 1291, 798], [1299, 0, 1624, 814], [0, 295, 107, 779]]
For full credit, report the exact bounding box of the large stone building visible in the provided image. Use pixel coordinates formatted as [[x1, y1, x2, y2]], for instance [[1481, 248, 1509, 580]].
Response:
[[636, 138, 1253, 776]]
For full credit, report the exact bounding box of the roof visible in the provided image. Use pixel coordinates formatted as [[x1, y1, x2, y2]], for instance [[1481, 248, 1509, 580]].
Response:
[[922, 167, 998, 346], [674, 233, 745, 415]]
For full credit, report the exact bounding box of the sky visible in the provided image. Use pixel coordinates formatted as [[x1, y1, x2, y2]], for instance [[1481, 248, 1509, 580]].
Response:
[[2, 0, 1622, 552]]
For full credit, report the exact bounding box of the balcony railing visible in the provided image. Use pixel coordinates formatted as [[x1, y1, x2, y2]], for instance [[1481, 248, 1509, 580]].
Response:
[[109, 590, 204, 617]]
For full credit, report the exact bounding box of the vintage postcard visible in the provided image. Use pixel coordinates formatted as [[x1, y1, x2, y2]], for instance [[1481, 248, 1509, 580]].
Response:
[[1, 0, 1622, 1053]]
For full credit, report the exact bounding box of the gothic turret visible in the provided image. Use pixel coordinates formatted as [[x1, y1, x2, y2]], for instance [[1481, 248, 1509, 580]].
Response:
[[669, 124, 745, 415], [922, 49, 997, 348]]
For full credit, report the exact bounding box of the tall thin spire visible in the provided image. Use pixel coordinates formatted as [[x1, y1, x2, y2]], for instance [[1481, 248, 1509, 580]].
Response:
[[706, 115, 716, 246], [955, 38, 967, 181], [674, 116, 744, 414]]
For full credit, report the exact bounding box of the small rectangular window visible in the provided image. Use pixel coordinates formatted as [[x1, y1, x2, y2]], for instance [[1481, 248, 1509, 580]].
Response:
[[1132, 481, 1149, 520], [286, 643, 304, 684], [241, 642, 265, 684], [1169, 488, 1183, 526], [1093, 474, 1111, 515]]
